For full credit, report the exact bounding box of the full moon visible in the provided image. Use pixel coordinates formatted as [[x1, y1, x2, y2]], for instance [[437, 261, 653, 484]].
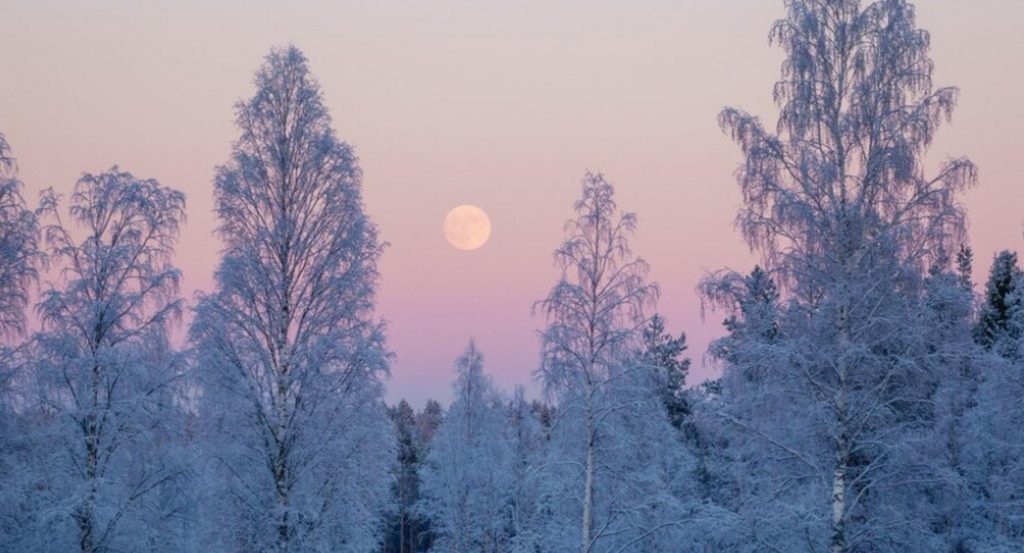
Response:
[[443, 205, 491, 251]]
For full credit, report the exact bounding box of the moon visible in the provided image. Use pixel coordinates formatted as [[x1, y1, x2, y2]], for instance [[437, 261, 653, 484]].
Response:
[[443, 205, 491, 250]]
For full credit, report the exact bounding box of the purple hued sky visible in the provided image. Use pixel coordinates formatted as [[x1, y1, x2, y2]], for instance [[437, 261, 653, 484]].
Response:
[[1, 0, 1021, 406]]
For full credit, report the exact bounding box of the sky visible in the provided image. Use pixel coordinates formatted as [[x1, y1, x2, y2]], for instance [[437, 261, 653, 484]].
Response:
[[1, 0, 1021, 406]]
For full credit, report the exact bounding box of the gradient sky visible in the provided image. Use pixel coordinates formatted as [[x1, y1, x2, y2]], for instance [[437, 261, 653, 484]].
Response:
[[1, 0, 1021, 406]]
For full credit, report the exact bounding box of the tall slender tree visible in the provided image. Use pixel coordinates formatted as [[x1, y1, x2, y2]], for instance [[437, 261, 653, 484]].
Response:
[[536, 173, 689, 552], [710, 1, 976, 551], [191, 46, 392, 552], [0, 133, 41, 547], [955, 244, 974, 293], [384, 400, 426, 553], [0, 133, 38, 338]]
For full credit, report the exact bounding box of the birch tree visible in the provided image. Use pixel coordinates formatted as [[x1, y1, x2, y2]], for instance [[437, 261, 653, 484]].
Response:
[[0, 131, 39, 469], [536, 172, 690, 552], [0, 132, 42, 550], [18, 168, 188, 552], [191, 45, 392, 552], [0, 133, 38, 338], [709, 0, 976, 550]]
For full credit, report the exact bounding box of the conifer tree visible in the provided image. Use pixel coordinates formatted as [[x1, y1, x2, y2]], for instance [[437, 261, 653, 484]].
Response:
[[974, 250, 1022, 355]]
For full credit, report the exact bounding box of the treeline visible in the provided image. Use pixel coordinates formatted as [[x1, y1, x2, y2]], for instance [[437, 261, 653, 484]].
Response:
[[1, 1, 1023, 552]]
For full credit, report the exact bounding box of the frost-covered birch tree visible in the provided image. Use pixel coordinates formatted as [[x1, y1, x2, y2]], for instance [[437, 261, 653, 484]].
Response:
[[708, 0, 976, 551], [0, 132, 42, 550], [0, 133, 38, 338], [536, 173, 690, 553], [0, 131, 39, 434], [13, 168, 188, 552], [190, 46, 392, 553]]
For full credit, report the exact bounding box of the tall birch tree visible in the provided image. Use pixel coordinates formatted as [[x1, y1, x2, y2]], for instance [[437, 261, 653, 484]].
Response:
[[536, 173, 689, 552], [709, 0, 976, 550], [0, 133, 38, 338], [191, 46, 393, 552]]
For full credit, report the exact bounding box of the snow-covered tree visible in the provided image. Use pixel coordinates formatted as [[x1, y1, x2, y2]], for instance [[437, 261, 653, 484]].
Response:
[[0, 133, 42, 547], [9, 168, 188, 552], [418, 341, 513, 553], [0, 133, 38, 338], [384, 400, 429, 553], [964, 345, 1024, 552], [191, 46, 393, 552], [536, 172, 691, 552], [416, 399, 444, 449], [502, 386, 547, 553], [974, 250, 1022, 356], [696, 266, 788, 550], [917, 252, 985, 551], [961, 248, 1024, 550], [708, 266, 778, 360], [955, 244, 974, 293], [636, 313, 691, 430], [709, 0, 977, 550], [407, 398, 444, 553]]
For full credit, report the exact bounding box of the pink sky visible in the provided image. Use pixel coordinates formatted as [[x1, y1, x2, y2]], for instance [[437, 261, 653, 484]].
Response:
[[1, 0, 1021, 406]]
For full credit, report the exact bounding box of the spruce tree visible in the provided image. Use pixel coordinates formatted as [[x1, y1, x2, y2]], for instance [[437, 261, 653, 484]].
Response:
[[637, 313, 691, 430], [974, 250, 1022, 354]]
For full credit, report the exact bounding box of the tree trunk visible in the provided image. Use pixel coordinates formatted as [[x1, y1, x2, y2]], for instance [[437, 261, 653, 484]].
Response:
[[275, 412, 290, 552], [399, 466, 407, 553], [77, 471, 96, 553], [78, 361, 101, 553], [277, 471, 290, 553], [275, 365, 291, 551], [831, 431, 848, 553], [581, 397, 595, 553], [276, 293, 292, 553], [831, 305, 851, 553]]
